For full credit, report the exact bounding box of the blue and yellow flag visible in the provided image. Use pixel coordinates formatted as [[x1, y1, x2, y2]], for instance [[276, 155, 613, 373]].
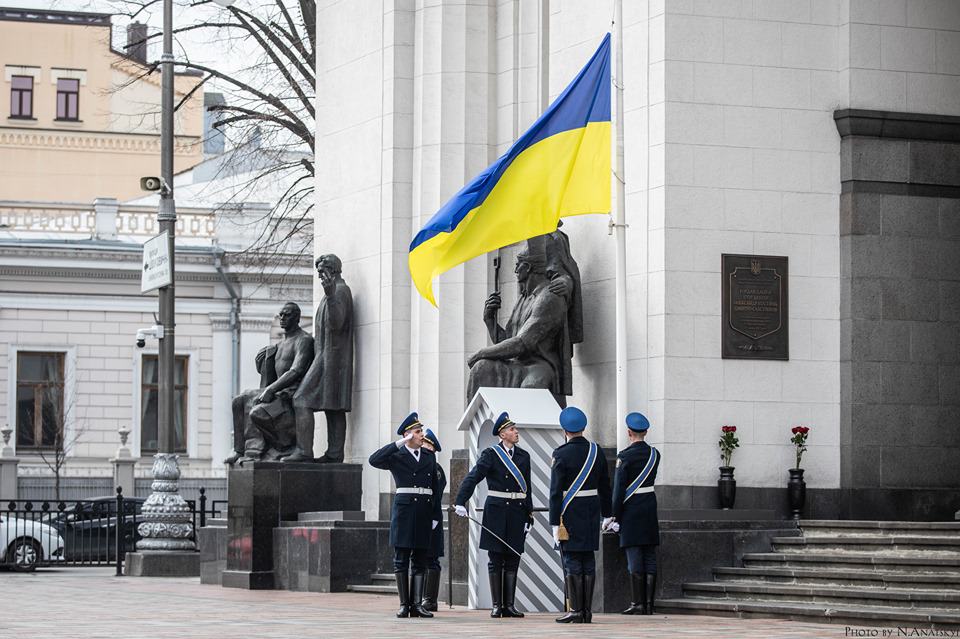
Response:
[[409, 34, 611, 305]]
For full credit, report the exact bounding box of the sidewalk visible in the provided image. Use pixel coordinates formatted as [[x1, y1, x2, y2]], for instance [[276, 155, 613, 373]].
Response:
[[1, 567, 856, 638]]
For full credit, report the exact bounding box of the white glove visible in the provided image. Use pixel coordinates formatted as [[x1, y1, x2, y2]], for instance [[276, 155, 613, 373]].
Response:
[[524, 522, 532, 533], [432, 520, 439, 530], [552, 525, 561, 546], [602, 516, 615, 531], [395, 431, 414, 447], [611, 522, 621, 533], [454, 504, 468, 518]]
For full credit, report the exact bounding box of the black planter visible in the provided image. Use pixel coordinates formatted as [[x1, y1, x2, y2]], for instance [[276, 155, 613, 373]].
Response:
[[718, 466, 736, 510], [787, 468, 806, 520]]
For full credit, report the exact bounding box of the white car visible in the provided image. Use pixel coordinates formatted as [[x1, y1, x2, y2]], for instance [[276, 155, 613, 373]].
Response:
[[0, 512, 65, 571]]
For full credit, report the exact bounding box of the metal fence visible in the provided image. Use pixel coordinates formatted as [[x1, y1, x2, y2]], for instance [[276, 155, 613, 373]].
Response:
[[0, 487, 226, 574]]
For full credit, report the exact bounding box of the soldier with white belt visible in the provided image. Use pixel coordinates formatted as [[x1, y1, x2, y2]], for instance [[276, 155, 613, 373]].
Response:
[[454, 412, 533, 618], [368, 412, 443, 619]]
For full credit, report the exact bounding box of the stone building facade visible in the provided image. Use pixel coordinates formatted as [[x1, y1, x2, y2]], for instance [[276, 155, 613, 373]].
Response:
[[317, 0, 960, 521]]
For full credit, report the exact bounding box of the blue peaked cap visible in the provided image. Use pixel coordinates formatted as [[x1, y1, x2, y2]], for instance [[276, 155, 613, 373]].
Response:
[[423, 428, 442, 452], [626, 412, 650, 432], [397, 412, 422, 436], [559, 406, 588, 433], [493, 412, 515, 437]]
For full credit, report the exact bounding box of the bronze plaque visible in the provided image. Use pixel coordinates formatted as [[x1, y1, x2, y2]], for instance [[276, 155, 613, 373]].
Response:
[[722, 254, 788, 360]]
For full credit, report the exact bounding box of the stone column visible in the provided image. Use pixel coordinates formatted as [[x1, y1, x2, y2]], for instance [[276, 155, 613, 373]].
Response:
[[238, 313, 274, 393], [209, 313, 234, 465], [110, 426, 137, 497], [0, 426, 19, 500]]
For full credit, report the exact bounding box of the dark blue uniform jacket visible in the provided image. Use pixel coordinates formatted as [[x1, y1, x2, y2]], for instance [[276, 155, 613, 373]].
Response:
[[612, 440, 661, 547], [455, 443, 534, 555], [369, 442, 443, 549], [548, 436, 611, 552], [430, 464, 447, 558]]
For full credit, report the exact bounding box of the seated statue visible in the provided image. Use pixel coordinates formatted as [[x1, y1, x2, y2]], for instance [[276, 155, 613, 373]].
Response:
[[224, 302, 314, 465], [466, 237, 572, 407]]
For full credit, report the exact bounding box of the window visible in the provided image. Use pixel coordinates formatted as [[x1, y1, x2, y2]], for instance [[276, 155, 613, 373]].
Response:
[[16, 352, 65, 450], [10, 75, 33, 118], [140, 355, 188, 454], [56, 78, 79, 120]]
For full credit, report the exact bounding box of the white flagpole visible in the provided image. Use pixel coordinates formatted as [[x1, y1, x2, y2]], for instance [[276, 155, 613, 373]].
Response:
[[611, 0, 629, 452]]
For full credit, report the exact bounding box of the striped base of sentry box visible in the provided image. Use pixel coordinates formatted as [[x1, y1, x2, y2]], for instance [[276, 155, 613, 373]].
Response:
[[466, 398, 566, 613]]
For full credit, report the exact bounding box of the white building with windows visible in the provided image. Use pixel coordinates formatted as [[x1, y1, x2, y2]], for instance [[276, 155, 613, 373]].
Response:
[[0, 198, 312, 500]]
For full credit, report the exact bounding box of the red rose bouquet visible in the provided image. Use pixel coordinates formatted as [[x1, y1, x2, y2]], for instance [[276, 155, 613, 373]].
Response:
[[718, 425, 739, 467], [790, 425, 810, 469]]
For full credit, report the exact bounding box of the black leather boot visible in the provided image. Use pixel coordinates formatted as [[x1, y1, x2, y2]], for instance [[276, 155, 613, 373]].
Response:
[[501, 570, 525, 618], [410, 573, 433, 618], [645, 572, 656, 615], [422, 568, 440, 612], [555, 575, 583, 623], [488, 569, 503, 618], [394, 571, 410, 618], [582, 574, 595, 624], [621, 572, 645, 614]]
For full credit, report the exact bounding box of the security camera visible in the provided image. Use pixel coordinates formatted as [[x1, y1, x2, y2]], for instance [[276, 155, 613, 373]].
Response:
[[135, 325, 164, 348]]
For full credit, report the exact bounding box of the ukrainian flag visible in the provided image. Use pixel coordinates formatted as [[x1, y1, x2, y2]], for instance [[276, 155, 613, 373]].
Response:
[[409, 34, 611, 305]]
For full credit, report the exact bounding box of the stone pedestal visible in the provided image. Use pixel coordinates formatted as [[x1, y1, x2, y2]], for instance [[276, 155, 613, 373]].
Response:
[[221, 461, 362, 590], [0, 456, 18, 499], [125, 550, 200, 577]]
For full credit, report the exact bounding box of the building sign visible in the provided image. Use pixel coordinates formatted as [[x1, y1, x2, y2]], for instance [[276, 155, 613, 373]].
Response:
[[141, 232, 172, 293], [722, 254, 788, 360]]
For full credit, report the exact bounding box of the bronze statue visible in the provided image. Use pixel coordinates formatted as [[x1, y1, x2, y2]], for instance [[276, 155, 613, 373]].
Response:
[[224, 302, 314, 465], [285, 253, 355, 463], [466, 236, 574, 407]]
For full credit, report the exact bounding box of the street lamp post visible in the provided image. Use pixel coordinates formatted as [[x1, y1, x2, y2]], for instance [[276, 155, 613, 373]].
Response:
[[134, 0, 195, 556]]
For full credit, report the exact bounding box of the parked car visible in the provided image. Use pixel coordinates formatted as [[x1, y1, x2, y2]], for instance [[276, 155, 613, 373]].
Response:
[[48, 496, 145, 562], [0, 512, 65, 571]]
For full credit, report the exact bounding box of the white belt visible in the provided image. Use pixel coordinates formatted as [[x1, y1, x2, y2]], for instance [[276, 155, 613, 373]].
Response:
[[562, 488, 598, 498], [396, 487, 433, 495], [488, 490, 527, 500], [633, 486, 655, 495]]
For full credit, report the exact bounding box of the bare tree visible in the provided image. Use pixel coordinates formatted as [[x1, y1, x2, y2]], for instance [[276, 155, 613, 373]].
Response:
[[35, 372, 88, 503], [102, 0, 316, 269]]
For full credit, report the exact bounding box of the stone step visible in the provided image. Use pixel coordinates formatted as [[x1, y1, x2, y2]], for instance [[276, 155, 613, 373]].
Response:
[[657, 597, 960, 628], [801, 520, 960, 538], [371, 573, 395, 582], [771, 535, 960, 554], [346, 584, 396, 595], [280, 519, 390, 529], [203, 518, 227, 528], [743, 552, 960, 573], [298, 511, 365, 522], [682, 581, 960, 610], [714, 566, 960, 590]]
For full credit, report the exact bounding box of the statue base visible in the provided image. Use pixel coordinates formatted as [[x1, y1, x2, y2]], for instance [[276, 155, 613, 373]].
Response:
[[125, 550, 200, 577], [222, 461, 362, 590]]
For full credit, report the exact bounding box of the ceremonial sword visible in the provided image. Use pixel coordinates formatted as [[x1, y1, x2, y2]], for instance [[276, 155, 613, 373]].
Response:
[[461, 512, 524, 558]]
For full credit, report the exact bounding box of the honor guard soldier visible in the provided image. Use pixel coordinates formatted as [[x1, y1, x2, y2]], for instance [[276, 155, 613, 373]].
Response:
[[420, 428, 446, 611], [611, 412, 660, 615], [368, 413, 443, 619], [454, 412, 533, 618], [549, 406, 613, 624]]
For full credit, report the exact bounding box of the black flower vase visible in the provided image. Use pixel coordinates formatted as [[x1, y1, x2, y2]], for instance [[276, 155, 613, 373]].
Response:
[[787, 468, 806, 520], [718, 466, 736, 510]]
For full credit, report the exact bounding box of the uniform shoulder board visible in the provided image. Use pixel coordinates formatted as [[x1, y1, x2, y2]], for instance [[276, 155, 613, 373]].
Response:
[[550, 456, 555, 467], [615, 458, 622, 468]]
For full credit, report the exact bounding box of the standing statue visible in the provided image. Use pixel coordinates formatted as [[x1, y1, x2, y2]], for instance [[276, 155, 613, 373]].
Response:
[[466, 237, 573, 407], [224, 302, 314, 465], [285, 253, 355, 463]]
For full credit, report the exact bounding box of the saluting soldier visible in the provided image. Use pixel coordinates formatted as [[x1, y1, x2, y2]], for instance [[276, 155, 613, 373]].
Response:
[[420, 428, 446, 612], [454, 412, 533, 619], [368, 413, 443, 619], [611, 412, 661, 615], [549, 406, 613, 624]]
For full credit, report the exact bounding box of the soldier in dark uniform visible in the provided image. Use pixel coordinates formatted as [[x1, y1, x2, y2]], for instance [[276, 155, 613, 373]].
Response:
[[368, 413, 443, 619], [420, 428, 446, 612], [549, 406, 613, 624], [454, 412, 533, 618], [611, 412, 660, 615]]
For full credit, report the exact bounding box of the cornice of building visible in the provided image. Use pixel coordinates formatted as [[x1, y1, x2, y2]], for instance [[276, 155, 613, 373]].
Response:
[[0, 126, 200, 155], [0, 7, 111, 27]]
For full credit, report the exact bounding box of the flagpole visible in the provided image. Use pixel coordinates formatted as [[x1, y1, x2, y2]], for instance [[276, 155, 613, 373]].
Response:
[[612, 0, 629, 452]]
